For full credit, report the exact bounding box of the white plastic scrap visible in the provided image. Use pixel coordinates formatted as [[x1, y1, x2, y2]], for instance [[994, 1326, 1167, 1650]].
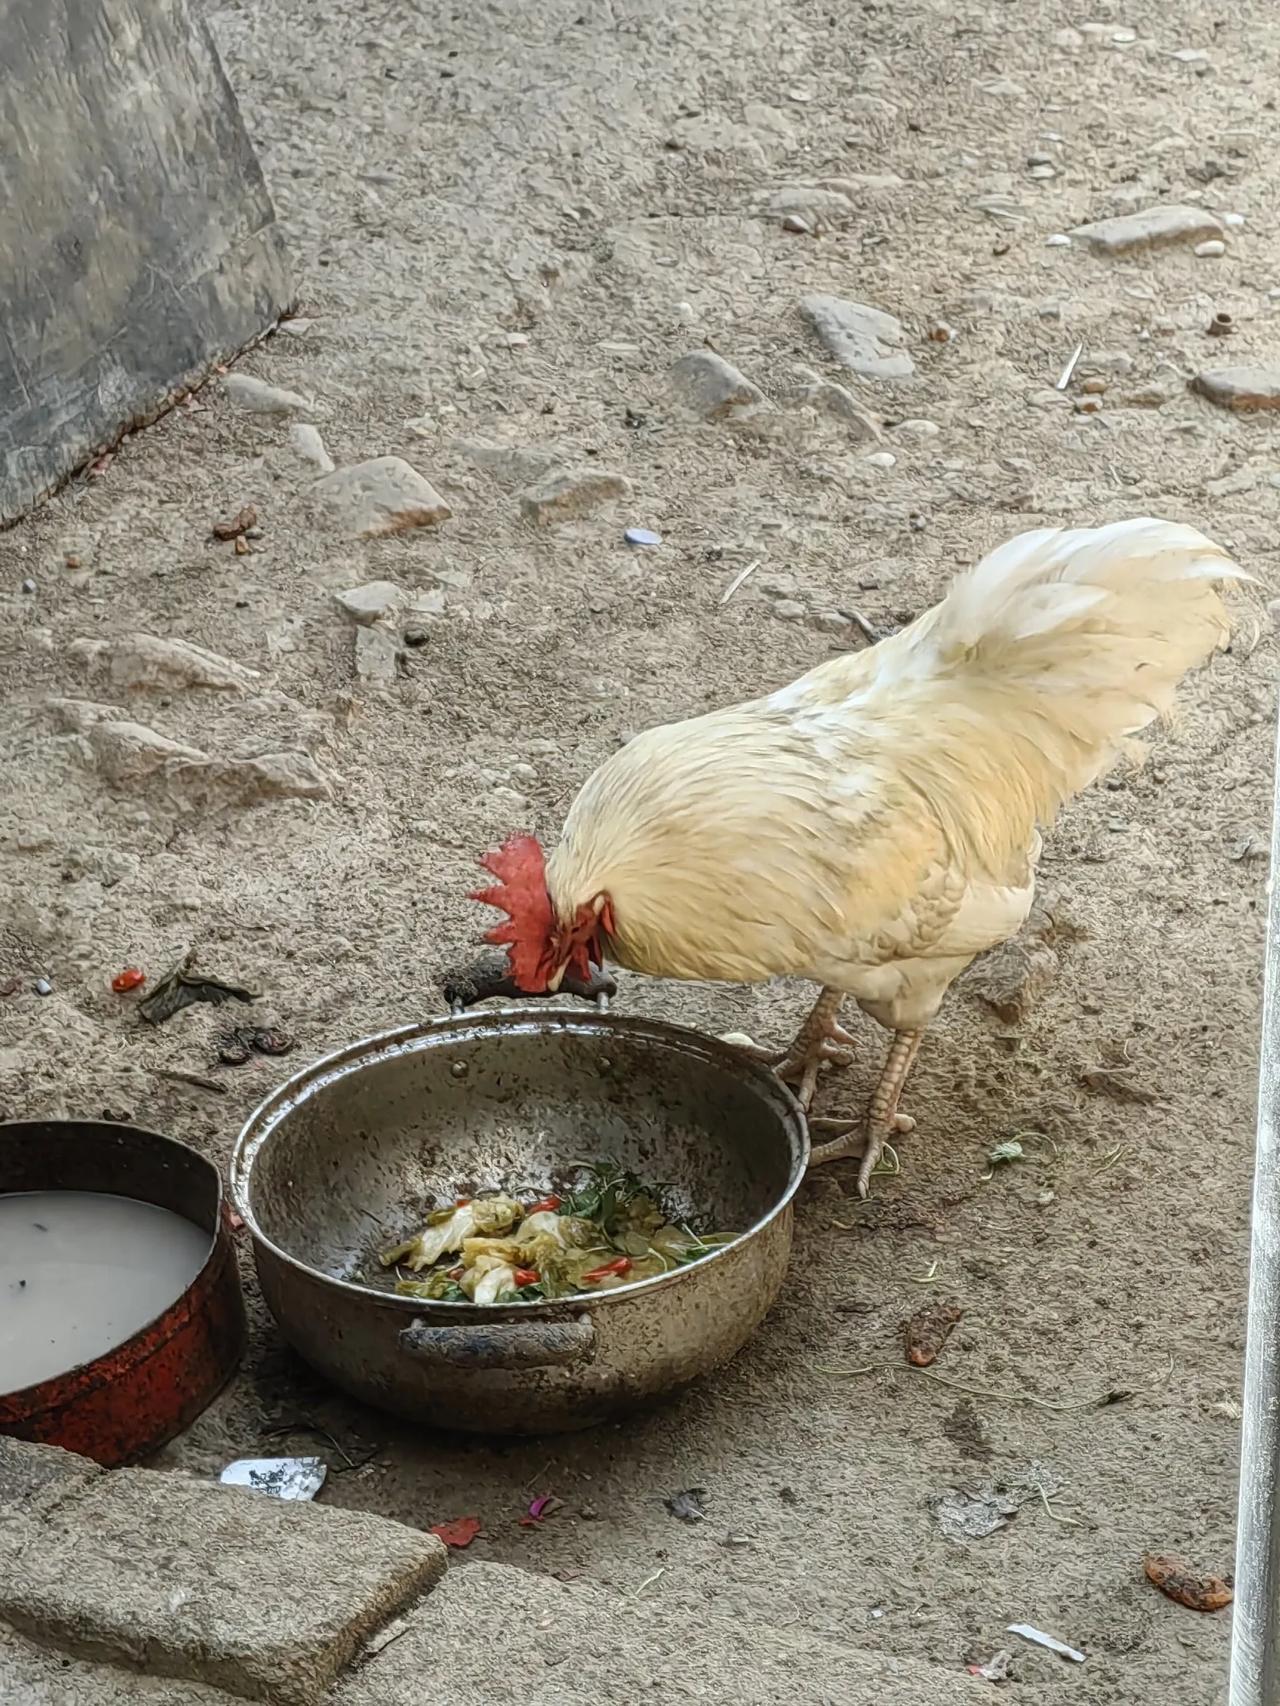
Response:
[[1007, 1623, 1086, 1663], [220, 1457, 328, 1501]]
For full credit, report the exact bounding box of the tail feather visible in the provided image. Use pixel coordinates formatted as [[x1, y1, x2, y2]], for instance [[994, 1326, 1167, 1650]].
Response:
[[788, 517, 1246, 871], [917, 517, 1241, 825]]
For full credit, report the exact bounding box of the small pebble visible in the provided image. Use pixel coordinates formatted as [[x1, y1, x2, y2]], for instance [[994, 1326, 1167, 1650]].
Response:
[[1074, 396, 1102, 414], [897, 418, 939, 437], [773, 599, 806, 620], [782, 213, 812, 234], [20, 579, 36, 594], [1195, 239, 1227, 258], [864, 451, 897, 469], [1028, 164, 1057, 181], [1045, 233, 1072, 247], [64, 554, 81, 569], [34, 978, 52, 996], [1081, 377, 1108, 395], [624, 527, 662, 546], [927, 321, 955, 342], [1223, 212, 1246, 229]]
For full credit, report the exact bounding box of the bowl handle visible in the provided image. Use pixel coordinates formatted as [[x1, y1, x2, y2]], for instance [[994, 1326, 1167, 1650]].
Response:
[[398, 1314, 596, 1369]]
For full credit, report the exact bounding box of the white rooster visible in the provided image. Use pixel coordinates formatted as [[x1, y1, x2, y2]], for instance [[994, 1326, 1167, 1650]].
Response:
[[472, 519, 1243, 1193]]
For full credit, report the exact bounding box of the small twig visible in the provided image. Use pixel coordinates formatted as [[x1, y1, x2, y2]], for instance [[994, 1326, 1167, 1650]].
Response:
[[719, 557, 761, 604], [1033, 1478, 1087, 1528], [1094, 1143, 1126, 1174], [815, 1361, 1134, 1412], [261, 1421, 379, 1471], [909, 1259, 941, 1286], [1055, 341, 1084, 391], [629, 1566, 666, 1599], [152, 1067, 227, 1095], [840, 608, 882, 645]]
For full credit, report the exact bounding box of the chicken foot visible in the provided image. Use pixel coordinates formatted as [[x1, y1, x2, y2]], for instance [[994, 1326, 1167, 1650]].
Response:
[[808, 1029, 924, 1197], [726, 986, 857, 1109]]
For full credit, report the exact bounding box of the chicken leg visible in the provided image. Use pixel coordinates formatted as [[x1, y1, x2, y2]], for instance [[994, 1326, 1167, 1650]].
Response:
[[809, 1029, 923, 1196], [727, 986, 857, 1109]]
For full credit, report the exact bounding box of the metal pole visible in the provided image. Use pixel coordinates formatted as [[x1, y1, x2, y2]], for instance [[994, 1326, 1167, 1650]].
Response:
[[1230, 716, 1280, 1706]]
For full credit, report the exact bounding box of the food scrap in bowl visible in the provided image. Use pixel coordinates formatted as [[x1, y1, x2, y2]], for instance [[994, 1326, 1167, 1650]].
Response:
[[378, 1161, 733, 1304]]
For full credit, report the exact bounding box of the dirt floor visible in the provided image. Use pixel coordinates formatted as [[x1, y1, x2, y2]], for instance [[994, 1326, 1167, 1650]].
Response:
[[3, 0, 1278, 1697]]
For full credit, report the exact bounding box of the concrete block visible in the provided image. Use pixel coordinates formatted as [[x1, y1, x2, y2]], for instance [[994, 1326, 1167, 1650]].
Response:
[[0, 1469, 445, 1705], [0, 1437, 101, 1516]]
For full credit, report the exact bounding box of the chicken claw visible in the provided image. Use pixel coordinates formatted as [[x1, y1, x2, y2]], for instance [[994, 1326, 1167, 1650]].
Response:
[[722, 986, 856, 1110], [808, 1029, 924, 1196]]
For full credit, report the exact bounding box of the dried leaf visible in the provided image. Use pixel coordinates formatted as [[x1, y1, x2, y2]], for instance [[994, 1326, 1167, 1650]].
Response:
[[138, 955, 257, 1026], [431, 1516, 481, 1548], [905, 1300, 964, 1368], [1144, 1553, 1234, 1611]]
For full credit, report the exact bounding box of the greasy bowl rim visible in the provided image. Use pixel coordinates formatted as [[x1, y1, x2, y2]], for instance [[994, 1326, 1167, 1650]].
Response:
[[230, 1008, 809, 1312]]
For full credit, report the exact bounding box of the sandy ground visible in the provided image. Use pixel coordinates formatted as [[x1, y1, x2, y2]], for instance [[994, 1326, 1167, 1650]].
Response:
[[3, 0, 1279, 1697]]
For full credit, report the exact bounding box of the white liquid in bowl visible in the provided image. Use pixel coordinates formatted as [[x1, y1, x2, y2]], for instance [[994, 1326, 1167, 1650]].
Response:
[[0, 1190, 211, 1392]]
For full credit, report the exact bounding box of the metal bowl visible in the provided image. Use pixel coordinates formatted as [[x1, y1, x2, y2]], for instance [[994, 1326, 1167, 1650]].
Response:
[[231, 1009, 807, 1434], [0, 1121, 246, 1466]]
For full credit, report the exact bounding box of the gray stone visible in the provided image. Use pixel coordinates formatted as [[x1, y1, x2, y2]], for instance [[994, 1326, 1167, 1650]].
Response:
[[198, 751, 333, 804], [0, 1438, 100, 1517], [333, 581, 405, 626], [287, 423, 335, 473], [69, 633, 259, 694], [456, 439, 568, 485], [1070, 204, 1224, 254], [338, 1561, 984, 1706], [1191, 366, 1280, 412], [800, 294, 915, 379], [87, 720, 209, 787], [0, 0, 290, 524], [0, 1468, 444, 1706], [773, 598, 806, 620], [517, 467, 632, 523], [763, 185, 855, 228], [670, 351, 764, 418], [221, 373, 313, 417], [313, 457, 451, 538], [808, 381, 880, 439], [354, 625, 401, 685]]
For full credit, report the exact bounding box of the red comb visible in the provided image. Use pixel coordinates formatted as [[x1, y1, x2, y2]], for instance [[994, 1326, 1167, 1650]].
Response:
[[470, 834, 554, 990]]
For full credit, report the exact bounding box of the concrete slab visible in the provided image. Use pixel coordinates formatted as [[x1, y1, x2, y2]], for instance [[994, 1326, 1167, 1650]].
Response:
[[0, 1468, 445, 1705], [0, 1438, 100, 1516]]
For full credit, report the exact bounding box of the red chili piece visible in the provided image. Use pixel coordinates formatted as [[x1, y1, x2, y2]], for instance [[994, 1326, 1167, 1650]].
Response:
[[111, 968, 146, 993], [581, 1256, 632, 1284]]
